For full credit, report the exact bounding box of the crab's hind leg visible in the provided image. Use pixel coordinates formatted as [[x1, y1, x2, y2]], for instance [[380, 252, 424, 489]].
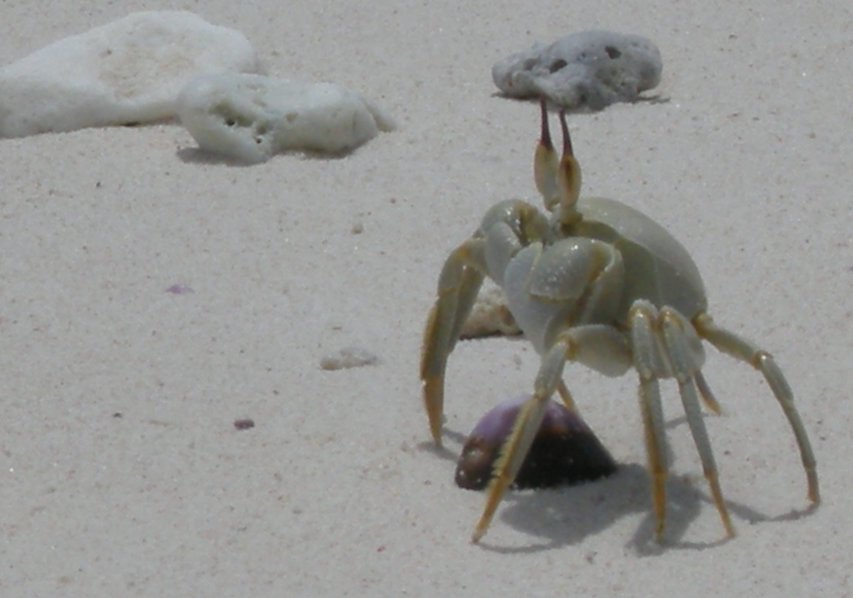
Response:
[[693, 313, 820, 504], [661, 308, 735, 537], [421, 238, 486, 445]]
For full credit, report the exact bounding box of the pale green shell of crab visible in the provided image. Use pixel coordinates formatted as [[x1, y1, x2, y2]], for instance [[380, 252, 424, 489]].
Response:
[[575, 196, 708, 320]]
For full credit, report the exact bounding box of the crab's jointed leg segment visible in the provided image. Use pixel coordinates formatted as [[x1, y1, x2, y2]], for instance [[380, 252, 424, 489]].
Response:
[[556, 380, 577, 412], [695, 370, 723, 415], [629, 301, 737, 539], [421, 238, 487, 444], [629, 302, 670, 538], [693, 314, 820, 505], [661, 308, 735, 537]]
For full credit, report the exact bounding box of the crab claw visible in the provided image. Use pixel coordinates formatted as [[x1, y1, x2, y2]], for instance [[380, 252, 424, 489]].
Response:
[[533, 99, 582, 225]]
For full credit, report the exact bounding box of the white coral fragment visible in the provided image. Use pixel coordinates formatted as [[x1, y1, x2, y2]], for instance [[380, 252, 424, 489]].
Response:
[[492, 30, 662, 110], [177, 73, 396, 163], [0, 11, 258, 137]]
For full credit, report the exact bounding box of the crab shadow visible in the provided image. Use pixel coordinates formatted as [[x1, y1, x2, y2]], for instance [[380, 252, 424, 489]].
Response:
[[663, 414, 821, 529], [491, 464, 730, 556], [421, 429, 709, 554], [422, 415, 816, 556]]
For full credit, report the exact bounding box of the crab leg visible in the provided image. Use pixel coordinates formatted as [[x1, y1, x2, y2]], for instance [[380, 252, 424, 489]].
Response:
[[662, 308, 735, 537], [693, 313, 820, 505], [556, 380, 577, 412], [420, 238, 486, 444], [694, 370, 723, 415], [629, 302, 670, 539], [472, 325, 631, 543]]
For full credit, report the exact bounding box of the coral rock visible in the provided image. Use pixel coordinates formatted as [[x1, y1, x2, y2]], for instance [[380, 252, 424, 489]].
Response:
[[177, 73, 396, 163], [0, 11, 258, 137], [492, 30, 662, 110]]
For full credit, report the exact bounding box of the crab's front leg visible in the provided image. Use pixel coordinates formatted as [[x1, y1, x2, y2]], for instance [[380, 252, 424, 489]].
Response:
[[472, 239, 629, 542], [473, 324, 632, 542], [421, 238, 487, 445], [421, 200, 550, 445]]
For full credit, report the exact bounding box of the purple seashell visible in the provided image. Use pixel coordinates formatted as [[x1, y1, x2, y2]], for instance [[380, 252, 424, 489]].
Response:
[[455, 395, 617, 490], [166, 283, 194, 295]]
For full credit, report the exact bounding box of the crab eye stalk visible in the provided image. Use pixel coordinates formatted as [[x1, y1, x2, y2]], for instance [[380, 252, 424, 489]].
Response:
[[533, 99, 583, 225], [555, 108, 582, 226], [534, 98, 560, 211]]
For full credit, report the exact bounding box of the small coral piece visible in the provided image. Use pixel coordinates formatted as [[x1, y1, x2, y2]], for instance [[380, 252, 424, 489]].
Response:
[[320, 346, 380, 371], [0, 11, 258, 137], [177, 73, 396, 163]]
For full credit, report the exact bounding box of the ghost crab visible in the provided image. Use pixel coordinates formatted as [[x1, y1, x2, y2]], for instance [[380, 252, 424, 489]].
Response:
[[420, 99, 819, 542]]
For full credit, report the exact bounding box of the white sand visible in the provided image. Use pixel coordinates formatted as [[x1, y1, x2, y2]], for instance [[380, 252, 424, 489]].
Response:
[[1, 2, 851, 596]]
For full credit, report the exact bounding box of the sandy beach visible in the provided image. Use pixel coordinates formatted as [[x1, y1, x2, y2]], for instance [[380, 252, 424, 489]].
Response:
[[1, 1, 851, 595]]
